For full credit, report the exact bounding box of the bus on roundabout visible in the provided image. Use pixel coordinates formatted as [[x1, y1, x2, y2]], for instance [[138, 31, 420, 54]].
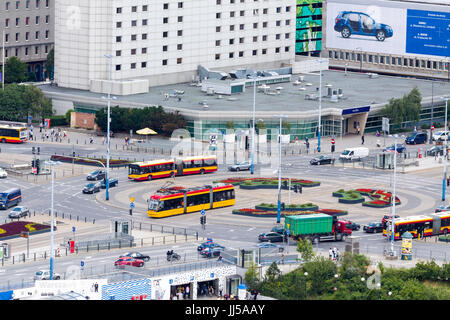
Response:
[[128, 155, 217, 181], [147, 183, 235, 218], [0, 122, 28, 143]]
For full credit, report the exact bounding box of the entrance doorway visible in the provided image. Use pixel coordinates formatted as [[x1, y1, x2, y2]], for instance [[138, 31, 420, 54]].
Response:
[[170, 283, 192, 300], [197, 279, 218, 298]]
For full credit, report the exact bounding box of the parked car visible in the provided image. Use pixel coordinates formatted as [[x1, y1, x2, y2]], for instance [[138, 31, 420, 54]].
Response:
[[256, 243, 284, 252], [0, 168, 7, 179], [119, 251, 150, 262], [114, 257, 145, 267], [200, 244, 225, 256], [86, 170, 106, 181], [258, 232, 285, 242], [82, 182, 101, 194], [197, 241, 217, 252], [100, 178, 118, 189], [427, 146, 444, 157], [310, 155, 335, 165], [339, 147, 369, 161], [345, 221, 361, 231], [228, 161, 251, 172], [201, 246, 225, 258], [34, 270, 61, 280], [363, 222, 383, 233], [383, 144, 406, 153], [432, 131, 449, 142], [8, 206, 29, 219], [382, 215, 400, 224], [334, 11, 393, 41], [405, 132, 427, 145], [435, 205, 450, 213], [271, 225, 286, 235]]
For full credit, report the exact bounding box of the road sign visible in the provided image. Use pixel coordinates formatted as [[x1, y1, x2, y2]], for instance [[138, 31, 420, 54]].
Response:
[[431, 125, 435, 131], [72, 227, 76, 233], [130, 202, 135, 209], [331, 138, 335, 145], [286, 229, 290, 236], [201, 209, 205, 216], [81, 260, 85, 270], [130, 197, 135, 203], [382, 117, 390, 133], [20, 232, 29, 238]]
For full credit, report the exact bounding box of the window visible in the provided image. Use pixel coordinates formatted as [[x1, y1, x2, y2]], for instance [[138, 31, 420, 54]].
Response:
[[163, 3, 168, 9], [275, 47, 280, 53], [131, 48, 136, 55], [35, 0, 39, 9], [285, 19, 290, 25], [262, 48, 267, 55], [26, 17, 30, 25], [177, 30, 183, 36], [177, 58, 182, 64], [25, 47, 29, 55], [45, 0, 48, 7], [240, 10, 244, 16], [116, 36, 121, 42], [252, 49, 257, 56], [239, 51, 244, 57], [253, 9, 259, 16], [35, 31, 39, 40], [15, 33, 19, 41], [142, 19, 147, 26], [177, 44, 182, 50], [215, 40, 221, 46], [45, 15, 49, 24], [163, 45, 168, 51], [116, 7, 122, 14], [178, 2, 183, 8], [143, 5, 148, 11], [275, 33, 280, 40], [35, 16, 39, 25], [215, 53, 220, 60], [262, 35, 267, 41], [276, 7, 281, 13], [230, 25, 234, 31], [263, 8, 268, 14], [115, 65, 121, 71], [4, 34, 8, 42], [25, 32, 29, 41], [131, 63, 136, 69], [230, 11, 234, 17], [253, 36, 257, 42], [239, 24, 244, 30], [162, 59, 168, 65], [6, 2, 9, 10], [239, 37, 244, 43], [163, 17, 168, 24], [262, 22, 267, 28], [16, 47, 20, 55], [116, 50, 121, 57], [116, 21, 122, 28], [16, 18, 20, 26], [142, 48, 147, 54], [142, 33, 147, 40], [285, 33, 290, 39], [131, 34, 137, 41], [163, 31, 168, 38], [216, 0, 221, 4], [131, 6, 137, 12], [276, 20, 281, 26], [141, 62, 147, 68], [253, 23, 258, 29], [216, 12, 221, 19], [45, 30, 49, 38], [5, 19, 9, 27], [131, 20, 137, 27], [286, 6, 290, 12], [229, 38, 234, 45], [216, 26, 221, 32], [26, 0, 29, 8], [34, 46, 39, 54], [229, 52, 234, 58], [178, 16, 183, 22]]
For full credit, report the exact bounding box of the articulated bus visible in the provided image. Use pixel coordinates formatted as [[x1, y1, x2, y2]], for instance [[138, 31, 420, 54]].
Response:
[[0, 122, 28, 143], [147, 183, 235, 218], [383, 211, 450, 240], [128, 155, 217, 181]]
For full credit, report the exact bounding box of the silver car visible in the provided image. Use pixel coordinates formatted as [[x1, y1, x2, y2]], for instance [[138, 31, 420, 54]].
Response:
[[8, 206, 29, 219], [0, 168, 7, 179], [34, 270, 61, 280], [228, 161, 251, 172]]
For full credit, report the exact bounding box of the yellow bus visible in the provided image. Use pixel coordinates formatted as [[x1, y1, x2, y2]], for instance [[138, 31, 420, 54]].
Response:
[[147, 183, 235, 218], [128, 155, 217, 181], [383, 211, 450, 240], [0, 123, 28, 143]]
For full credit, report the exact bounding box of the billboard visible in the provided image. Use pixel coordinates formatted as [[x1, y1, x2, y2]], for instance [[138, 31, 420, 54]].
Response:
[[296, 0, 323, 53], [326, 1, 450, 58]]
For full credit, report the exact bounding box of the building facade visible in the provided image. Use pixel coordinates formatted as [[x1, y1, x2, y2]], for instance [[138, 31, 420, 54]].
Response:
[[54, 0, 297, 94], [1, 0, 54, 81], [295, 0, 323, 57]]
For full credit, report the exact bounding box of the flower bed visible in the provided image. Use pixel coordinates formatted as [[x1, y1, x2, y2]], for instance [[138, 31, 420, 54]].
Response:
[[438, 235, 450, 242], [332, 190, 365, 204], [333, 188, 401, 208], [50, 155, 132, 168], [315, 209, 348, 216], [232, 208, 319, 218], [255, 203, 319, 211], [214, 177, 320, 189], [0, 221, 51, 240]]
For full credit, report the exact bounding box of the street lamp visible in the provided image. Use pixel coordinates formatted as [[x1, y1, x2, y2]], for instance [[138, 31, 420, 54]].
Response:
[[251, 77, 257, 175], [304, 272, 308, 299], [104, 54, 113, 201], [334, 274, 339, 291], [45, 160, 61, 280], [442, 97, 449, 202], [317, 58, 326, 152], [277, 115, 288, 224]]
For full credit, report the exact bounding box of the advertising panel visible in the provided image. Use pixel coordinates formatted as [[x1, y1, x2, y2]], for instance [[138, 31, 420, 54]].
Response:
[[326, 1, 450, 58]]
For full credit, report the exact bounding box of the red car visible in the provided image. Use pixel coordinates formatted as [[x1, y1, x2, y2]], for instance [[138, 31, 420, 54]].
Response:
[[114, 257, 145, 268]]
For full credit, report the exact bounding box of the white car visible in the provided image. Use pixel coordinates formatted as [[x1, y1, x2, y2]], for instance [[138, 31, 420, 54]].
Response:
[[34, 270, 61, 280], [432, 131, 449, 141], [0, 168, 7, 179]]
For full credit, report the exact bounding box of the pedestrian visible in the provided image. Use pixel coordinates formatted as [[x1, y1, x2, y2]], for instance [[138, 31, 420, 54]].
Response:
[[39, 122, 43, 133], [329, 248, 333, 260], [51, 128, 54, 136], [219, 284, 223, 297], [336, 248, 340, 261], [89, 136, 94, 144], [361, 135, 365, 145], [357, 126, 360, 135], [102, 136, 105, 145], [414, 126, 417, 132], [306, 140, 310, 153], [376, 130, 380, 137], [94, 283, 98, 292], [185, 285, 190, 299], [63, 131, 67, 138]]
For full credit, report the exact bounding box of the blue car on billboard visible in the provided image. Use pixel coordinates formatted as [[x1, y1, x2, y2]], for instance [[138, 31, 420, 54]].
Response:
[[334, 11, 393, 41]]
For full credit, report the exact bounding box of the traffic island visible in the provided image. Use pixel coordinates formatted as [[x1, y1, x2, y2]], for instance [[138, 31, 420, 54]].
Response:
[[214, 178, 321, 189], [0, 221, 52, 240], [255, 203, 319, 211], [333, 188, 401, 207], [232, 206, 347, 218]]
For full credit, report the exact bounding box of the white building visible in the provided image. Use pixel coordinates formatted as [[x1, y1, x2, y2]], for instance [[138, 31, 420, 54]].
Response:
[[54, 0, 297, 95]]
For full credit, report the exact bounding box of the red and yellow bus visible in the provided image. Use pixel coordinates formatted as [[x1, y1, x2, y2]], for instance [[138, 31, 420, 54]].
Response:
[[383, 211, 450, 240], [147, 183, 235, 218], [0, 123, 28, 143], [128, 155, 217, 181]]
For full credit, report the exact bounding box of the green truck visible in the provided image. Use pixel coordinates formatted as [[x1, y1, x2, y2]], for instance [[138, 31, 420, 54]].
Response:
[[285, 213, 352, 243]]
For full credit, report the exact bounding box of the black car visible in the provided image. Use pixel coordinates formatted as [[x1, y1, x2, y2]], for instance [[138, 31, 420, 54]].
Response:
[[86, 170, 106, 181], [346, 221, 361, 231], [363, 222, 383, 233], [258, 232, 285, 242], [427, 146, 444, 157], [100, 178, 118, 189], [120, 251, 150, 262], [310, 155, 335, 165], [197, 242, 222, 252], [271, 225, 286, 235], [201, 246, 225, 258], [82, 183, 101, 194]]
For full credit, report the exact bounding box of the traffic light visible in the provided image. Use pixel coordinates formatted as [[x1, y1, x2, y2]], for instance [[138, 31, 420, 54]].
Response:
[[281, 202, 285, 210], [32, 147, 36, 154], [294, 185, 298, 193], [37, 147, 40, 155], [331, 145, 335, 153], [283, 180, 287, 188], [31, 159, 35, 168], [35, 159, 40, 173], [200, 216, 206, 225]]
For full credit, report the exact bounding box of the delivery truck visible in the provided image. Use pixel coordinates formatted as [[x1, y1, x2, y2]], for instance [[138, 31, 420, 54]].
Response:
[[285, 213, 352, 243], [339, 147, 369, 161]]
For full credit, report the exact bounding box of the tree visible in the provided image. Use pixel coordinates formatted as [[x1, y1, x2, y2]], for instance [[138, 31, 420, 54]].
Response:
[[65, 109, 74, 125], [5, 57, 28, 84], [264, 262, 281, 282], [381, 87, 422, 127], [303, 256, 337, 296], [45, 48, 54, 80], [296, 238, 315, 262], [244, 261, 261, 292]]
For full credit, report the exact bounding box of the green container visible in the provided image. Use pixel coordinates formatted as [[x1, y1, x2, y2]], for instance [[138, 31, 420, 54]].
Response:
[[285, 213, 333, 236]]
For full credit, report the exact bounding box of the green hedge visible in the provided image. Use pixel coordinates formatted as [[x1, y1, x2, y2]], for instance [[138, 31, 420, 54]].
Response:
[[49, 115, 68, 127]]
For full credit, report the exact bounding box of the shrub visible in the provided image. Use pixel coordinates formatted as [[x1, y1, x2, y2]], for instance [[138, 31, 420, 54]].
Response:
[[49, 115, 68, 127]]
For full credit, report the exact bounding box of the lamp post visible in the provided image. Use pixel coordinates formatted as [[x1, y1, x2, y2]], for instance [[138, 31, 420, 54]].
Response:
[[361, 277, 365, 299], [388, 134, 403, 254], [430, 80, 434, 144], [356, 47, 362, 73], [46, 160, 61, 280], [251, 77, 256, 175], [442, 97, 449, 202], [317, 58, 326, 152], [277, 115, 288, 224], [104, 54, 114, 201], [304, 272, 308, 299], [334, 274, 339, 292]]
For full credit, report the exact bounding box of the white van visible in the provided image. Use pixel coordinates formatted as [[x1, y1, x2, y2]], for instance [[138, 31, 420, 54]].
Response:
[[339, 147, 369, 161]]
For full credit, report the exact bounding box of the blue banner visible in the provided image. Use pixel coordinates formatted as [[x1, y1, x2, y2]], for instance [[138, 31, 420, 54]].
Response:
[[406, 9, 450, 57], [342, 106, 370, 116]]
